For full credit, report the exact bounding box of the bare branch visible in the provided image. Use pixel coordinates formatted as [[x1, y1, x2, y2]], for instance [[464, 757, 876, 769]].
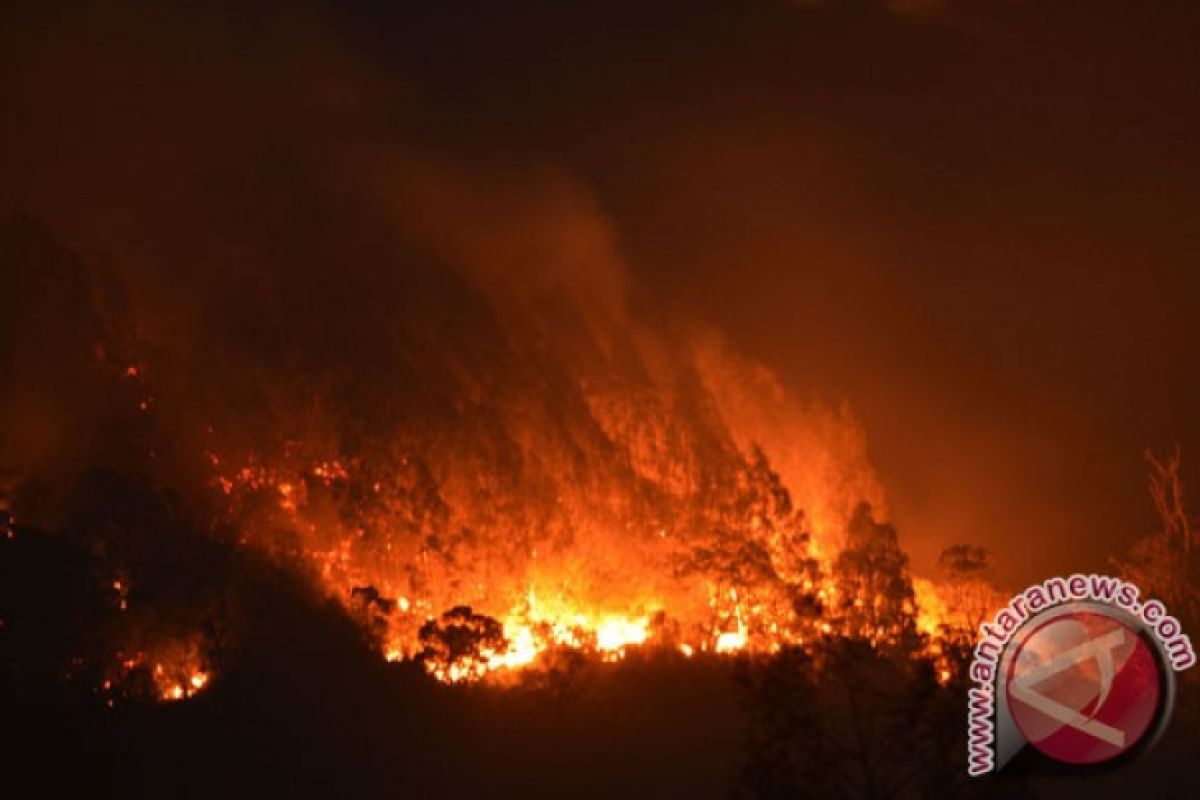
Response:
[[1145, 445, 1191, 554]]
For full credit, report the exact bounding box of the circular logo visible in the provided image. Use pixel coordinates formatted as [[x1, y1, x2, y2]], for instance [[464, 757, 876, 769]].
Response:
[[1005, 610, 1163, 765]]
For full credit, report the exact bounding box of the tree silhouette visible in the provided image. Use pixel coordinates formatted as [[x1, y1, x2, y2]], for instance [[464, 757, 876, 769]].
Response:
[[1115, 447, 1200, 724], [832, 503, 921, 652], [418, 606, 507, 679], [1116, 448, 1199, 629], [936, 545, 1002, 637], [737, 636, 1021, 800]]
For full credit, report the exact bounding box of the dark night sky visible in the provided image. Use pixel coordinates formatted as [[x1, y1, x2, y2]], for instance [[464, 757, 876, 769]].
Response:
[[4, 0, 1200, 586]]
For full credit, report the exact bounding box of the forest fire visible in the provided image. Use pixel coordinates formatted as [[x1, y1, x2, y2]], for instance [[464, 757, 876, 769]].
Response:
[[6, 1, 1200, 796], [0, 185, 989, 712], [0, 57, 970, 694], [201, 423, 963, 685]]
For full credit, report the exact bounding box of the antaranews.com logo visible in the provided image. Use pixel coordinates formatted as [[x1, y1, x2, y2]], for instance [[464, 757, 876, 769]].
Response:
[[967, 574, 1196, 776]]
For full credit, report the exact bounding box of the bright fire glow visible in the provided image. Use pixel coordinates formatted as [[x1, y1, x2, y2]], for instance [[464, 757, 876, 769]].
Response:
[[187, 337, 960, 685]]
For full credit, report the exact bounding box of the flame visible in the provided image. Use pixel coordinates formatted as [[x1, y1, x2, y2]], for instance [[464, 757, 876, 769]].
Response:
[[913, 578, 951, 639], [155, 661, 210, 702], [200, 438, 964, 684], [595, 616, 649, 654], [101, 634, 213, 704]]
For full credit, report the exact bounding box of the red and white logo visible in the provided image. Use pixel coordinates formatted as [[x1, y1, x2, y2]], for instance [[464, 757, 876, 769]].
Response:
[[1005, 610, 1162, 765]]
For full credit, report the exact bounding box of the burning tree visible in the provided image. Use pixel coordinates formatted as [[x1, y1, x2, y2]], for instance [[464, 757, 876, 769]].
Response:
[[932, 545, 995, 630], [831, 503, 921, 652]]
